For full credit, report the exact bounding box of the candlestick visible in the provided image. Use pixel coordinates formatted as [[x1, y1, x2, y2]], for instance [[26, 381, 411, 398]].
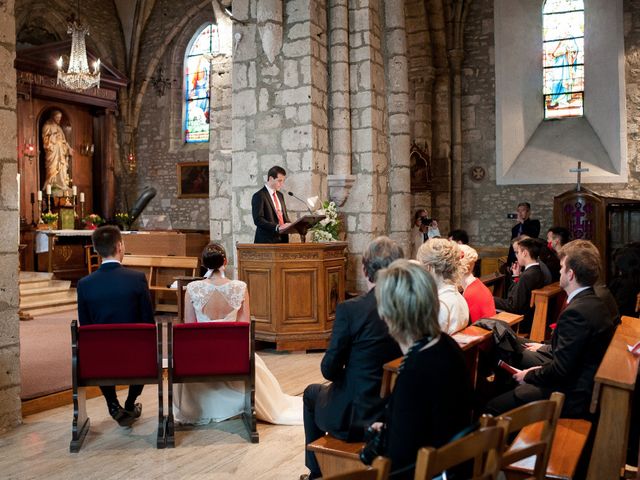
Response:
[[72, 186, 77, 196], [30, 193, 36, 227], [79, 192, 85, 203], [37, 190, 42, 201], [80, 201, 85, 222], [46, 184, 51, 195]]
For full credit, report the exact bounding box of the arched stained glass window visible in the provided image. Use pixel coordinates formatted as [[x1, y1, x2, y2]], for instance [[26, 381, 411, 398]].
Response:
[[543, 0, 584, 119], [184, 24, 219, 143]]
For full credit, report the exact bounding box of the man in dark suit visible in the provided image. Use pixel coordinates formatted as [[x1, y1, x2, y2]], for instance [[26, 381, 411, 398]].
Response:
[[301, 237, 404, 480], [507, 202, 541, 266], [251, 165, 292, 243], [487, 240, 616, 418], [495, 237, 546, 331], [77, 226, 155, 426]]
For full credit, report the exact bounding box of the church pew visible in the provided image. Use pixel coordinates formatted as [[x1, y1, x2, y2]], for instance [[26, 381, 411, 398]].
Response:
[[480, 272, 506, 298], [586, 316, 640, 480], [309, 312, 524, 478], [529, 282, 566, 342], [122, 254, 199, 313]]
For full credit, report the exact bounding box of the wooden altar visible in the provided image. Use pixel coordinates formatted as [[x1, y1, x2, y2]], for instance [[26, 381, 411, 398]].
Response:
[[553, 188, 640, 281], [236, 242, 348, 351]]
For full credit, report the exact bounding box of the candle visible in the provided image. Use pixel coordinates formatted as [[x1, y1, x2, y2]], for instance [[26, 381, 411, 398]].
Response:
[[80, 192, 85, 202], [37, 190, 42, 201], [46, 184, 51, 195], [72, 186, 77, 196]]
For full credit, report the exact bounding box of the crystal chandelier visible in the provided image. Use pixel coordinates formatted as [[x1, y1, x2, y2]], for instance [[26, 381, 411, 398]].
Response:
[[56, 14, 100, 91]]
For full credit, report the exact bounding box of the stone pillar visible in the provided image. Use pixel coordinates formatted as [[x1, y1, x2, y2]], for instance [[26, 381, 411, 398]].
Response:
[[232, 0, 329, 256], [327, 0, 355, 206], [449, 48, 463, 230], [341, 0, 389, 292], [0, 0, 22, 431], [383, 0, 411, 252]]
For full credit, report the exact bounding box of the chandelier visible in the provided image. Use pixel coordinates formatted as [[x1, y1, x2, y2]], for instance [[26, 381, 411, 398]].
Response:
[[56, 14, 100, 91]]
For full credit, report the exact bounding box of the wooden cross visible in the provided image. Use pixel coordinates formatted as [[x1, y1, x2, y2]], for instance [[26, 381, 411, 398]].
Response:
[[569, 161, 589, 191]]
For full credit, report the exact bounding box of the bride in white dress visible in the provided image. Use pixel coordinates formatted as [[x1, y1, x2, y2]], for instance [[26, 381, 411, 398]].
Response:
[[172, 243, 303, 426]]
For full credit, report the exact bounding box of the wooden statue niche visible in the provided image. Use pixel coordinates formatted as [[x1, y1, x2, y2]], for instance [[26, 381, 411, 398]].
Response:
[[39, 107, 73, 200]]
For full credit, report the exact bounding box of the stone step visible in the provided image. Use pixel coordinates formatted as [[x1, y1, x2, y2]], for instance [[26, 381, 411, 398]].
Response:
[[19, 271, 54, 284], [25, 303, 78, 317], [19, 280, 71, 296], [20, 289, 77, 310]]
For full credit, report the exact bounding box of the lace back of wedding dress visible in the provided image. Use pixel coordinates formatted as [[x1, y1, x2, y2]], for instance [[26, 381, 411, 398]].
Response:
[[187, 280, 247, 323]]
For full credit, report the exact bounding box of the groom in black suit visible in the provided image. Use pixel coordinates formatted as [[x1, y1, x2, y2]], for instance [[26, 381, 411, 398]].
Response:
[[301, 237, 404, 480], [77, 226, 155, 426], [251, 165, 292, 243]]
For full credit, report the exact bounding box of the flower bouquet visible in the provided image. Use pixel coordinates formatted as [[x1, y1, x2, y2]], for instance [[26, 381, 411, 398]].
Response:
[[309, 201, 341, 242], [115, 212, 132, 231], [83, 213, 104, 230], [41, 212, 58, 229]]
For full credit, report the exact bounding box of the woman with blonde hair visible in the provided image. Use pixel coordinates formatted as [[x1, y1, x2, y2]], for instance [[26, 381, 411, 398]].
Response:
[[417, 238, 469, 334], [365, 260, 472, 479], [459, 244, 496, 323]]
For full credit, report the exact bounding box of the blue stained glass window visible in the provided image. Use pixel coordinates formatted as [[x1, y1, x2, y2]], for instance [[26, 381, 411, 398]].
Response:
[[184, 24, 219, 143], [543, 0, 585, 119]]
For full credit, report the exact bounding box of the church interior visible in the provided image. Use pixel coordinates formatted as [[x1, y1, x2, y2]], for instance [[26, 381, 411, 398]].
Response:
[[0, 0, 639, 478]]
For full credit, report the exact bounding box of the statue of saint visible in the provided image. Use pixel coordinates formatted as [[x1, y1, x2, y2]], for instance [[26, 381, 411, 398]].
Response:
[[42, 110, 72, 192]]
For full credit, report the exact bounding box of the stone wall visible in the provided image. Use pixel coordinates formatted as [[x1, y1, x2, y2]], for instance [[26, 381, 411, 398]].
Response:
[[0, 0, 22, 431], [461, 0, 640, 247]]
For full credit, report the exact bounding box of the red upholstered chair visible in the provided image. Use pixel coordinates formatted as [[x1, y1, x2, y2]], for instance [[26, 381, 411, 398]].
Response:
[[70, 320, 165, 452], [166, 321, 258, 446]]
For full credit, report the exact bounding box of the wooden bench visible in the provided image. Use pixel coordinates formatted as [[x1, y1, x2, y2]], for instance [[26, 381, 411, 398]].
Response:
[[122, 254, 199, 313], [480, 272, 506, 298], [310, 312, 524, 478], [506, 418, 592, 479], [529, 282, 567, 342], [586, 315, 640, 480]]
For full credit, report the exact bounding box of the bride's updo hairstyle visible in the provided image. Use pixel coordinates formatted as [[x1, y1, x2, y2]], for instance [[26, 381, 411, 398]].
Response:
[[201, 242, 226, 271]]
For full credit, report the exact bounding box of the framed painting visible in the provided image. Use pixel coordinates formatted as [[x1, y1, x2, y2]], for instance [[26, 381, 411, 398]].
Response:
[[177, 162, 209, 198]]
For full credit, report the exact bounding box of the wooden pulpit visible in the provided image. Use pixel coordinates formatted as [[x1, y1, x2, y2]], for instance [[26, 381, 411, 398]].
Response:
[[236, 242, 348, 351], [553, 188, 640, 281]]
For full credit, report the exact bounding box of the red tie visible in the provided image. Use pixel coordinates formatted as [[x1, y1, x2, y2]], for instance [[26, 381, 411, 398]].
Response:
[[273, 192, 284, 225]]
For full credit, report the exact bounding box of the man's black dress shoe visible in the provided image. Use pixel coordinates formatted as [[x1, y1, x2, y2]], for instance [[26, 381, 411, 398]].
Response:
[[118, 403, 142, 427]]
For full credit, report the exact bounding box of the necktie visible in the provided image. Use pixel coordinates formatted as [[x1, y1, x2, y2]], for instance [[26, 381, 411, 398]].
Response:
[[273, 192, 284, 225]]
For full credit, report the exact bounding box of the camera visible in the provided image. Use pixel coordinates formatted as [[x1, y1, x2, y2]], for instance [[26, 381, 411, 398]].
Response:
[[420, 217, 434, 226], [359, 425, 387, 465]]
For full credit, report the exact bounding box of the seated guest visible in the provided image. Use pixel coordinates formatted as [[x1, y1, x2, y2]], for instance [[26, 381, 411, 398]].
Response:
[[487, 240, 616, 418], [494, 237, 545, 331], [365, 260, 473, 479], [301, 237, 403, 480], [459, 244, 496, 323], [609, 242, 640, 317], [448, 229, 469, 245], [547, 226, 570, 253], [76, 225, 155, 427], [417, 238, 469, 334]]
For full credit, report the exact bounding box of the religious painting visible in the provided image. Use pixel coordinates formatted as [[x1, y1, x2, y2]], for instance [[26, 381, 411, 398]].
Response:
[[543, 0, 584, 119], [409, 143, 432, 192], [177, 162, 209, 198], [184, 24, 220, 143]]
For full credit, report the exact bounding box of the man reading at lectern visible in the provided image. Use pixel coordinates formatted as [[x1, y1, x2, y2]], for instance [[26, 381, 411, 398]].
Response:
[[252, 165, 292, 243]]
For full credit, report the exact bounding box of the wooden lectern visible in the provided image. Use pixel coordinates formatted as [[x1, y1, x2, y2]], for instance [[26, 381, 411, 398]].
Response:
[[236, 242, 348, 351], [280, 214, 326, 242]]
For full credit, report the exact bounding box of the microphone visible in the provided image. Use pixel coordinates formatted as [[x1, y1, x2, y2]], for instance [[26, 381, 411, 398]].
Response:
[[286, 191, 314, 215]]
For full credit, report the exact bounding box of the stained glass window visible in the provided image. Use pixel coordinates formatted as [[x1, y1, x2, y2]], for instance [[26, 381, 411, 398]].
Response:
[[184, 24, 219, 143], [543, 0, 584, 119]]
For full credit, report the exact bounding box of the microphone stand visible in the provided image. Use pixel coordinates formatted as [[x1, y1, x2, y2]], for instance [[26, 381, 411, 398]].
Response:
[[286, 191, 314, 215]]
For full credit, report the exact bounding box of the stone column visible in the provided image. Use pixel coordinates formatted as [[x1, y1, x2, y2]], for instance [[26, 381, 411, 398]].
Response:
[[327, 0, 355, 206], [383, 0, 411, 252], [0, 0, 22, 431], [232, 0, 329, 254], [449, 48, 463, 230]]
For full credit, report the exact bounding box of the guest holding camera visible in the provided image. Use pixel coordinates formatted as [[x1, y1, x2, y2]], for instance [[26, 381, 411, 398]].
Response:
[[363, 260, 473, 479], [411, 209, 440, 258]]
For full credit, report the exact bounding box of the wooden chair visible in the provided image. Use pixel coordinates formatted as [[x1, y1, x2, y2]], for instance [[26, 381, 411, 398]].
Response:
[[69, 320, 165, 452], [174, 275, 203, 323], [166, 321, 258, 446], [414, 423, 508, 480], [483, 392, 564, 479], [322, 457, 390, 480], [84, 244, 101, 275]]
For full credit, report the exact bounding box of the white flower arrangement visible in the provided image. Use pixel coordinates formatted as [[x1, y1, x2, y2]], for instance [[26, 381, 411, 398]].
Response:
[[310, 200, 341, 242]]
